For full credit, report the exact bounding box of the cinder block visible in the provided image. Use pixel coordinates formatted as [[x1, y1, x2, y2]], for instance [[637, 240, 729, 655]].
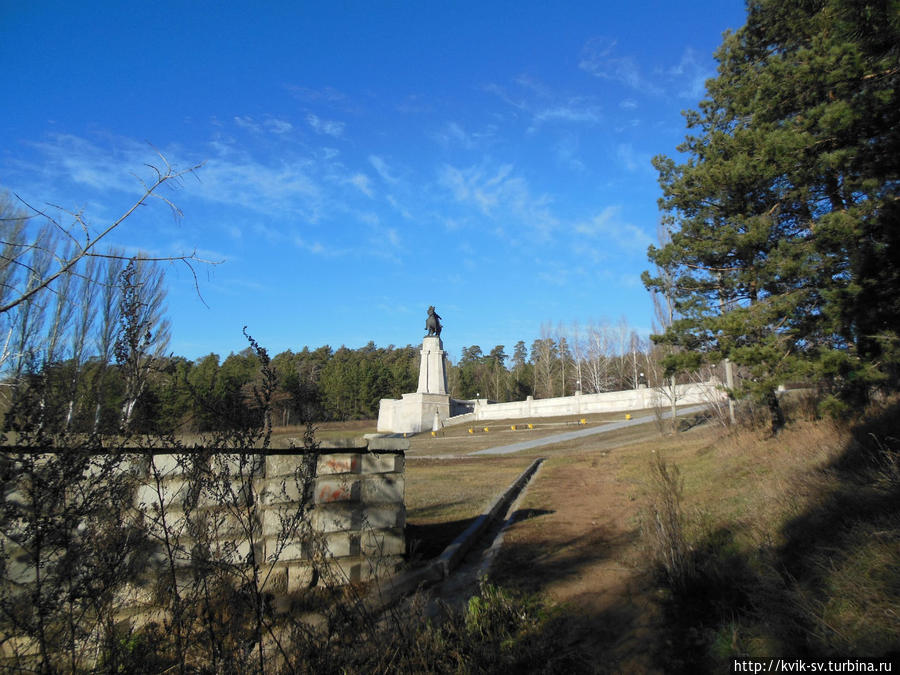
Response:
[[262, 507, 311, 537], [360, 474, 404, 504], [323, 531, 360, 558], [135, 479, 190, 509], [262, 566, 289, 594], [366, 437, 409, 451], [208, 538, 260, 564], [209, 453, 264, 479], [286, 562, 317, 590], [328, 555, 404, 583], [316, 454, 361, 476], [361, 453, 404, 474], [323, 557, 362, 584], [318, 438, 368, 449], [362, 529, 405, 557], [265, 536, 310, 562], [258, 475, 318, 506], [146, 453, 198, 477], [314, 477, 361, 504], [312, 504, 360, 533], [359, 505, 405, 530], [203, 510, 258, 541], [265, 454, 312, 479]]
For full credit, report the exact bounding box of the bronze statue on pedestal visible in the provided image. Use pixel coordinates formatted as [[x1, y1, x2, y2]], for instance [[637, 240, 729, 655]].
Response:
[[425, 306, 442, 337]]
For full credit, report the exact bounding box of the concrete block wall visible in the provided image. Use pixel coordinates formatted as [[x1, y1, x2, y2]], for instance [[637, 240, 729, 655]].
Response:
[[134, 438, 407, 592]]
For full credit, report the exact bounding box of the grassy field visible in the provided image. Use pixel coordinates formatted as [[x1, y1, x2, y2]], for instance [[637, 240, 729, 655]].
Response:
[[303, 401, 899, 671], [487, 403, 900, 671]]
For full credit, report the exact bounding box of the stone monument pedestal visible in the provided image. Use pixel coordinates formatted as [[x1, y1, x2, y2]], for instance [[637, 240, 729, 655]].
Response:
[[377, 336, 451, 434]]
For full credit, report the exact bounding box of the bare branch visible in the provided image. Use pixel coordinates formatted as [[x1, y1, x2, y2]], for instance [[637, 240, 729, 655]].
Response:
[[0, 156, 207, 315]]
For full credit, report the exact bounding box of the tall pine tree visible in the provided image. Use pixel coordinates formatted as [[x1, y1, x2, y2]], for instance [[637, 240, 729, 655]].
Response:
[[644, 0, 899, 416]]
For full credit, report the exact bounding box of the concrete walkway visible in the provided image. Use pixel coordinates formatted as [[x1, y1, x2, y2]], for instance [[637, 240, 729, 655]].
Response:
[[468, 404, 709, 456]]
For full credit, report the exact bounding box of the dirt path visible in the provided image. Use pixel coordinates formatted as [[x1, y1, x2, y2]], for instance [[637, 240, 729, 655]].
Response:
[[487, 445, 666, 672]]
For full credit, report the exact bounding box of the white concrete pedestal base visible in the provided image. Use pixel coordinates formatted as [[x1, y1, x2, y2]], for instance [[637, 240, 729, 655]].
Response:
[[378, 335, 451, 434], [377, 392, 450, 434]]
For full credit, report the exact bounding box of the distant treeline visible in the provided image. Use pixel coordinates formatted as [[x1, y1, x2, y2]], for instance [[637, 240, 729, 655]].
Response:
[[0, 192, 671, 432], [4, 325, 664, 432]]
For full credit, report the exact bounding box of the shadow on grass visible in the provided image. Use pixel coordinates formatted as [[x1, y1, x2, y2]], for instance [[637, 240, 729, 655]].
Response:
[[654, 401, 900, 672], [486, 516, 652, 672], [406, 509, 556, 563], [509, 507, 554, 523], [406, 517, 478, 560]]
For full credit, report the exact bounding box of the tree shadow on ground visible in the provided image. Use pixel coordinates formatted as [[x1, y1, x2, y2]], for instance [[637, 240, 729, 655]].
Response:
[[477, 403, 900, 672], [406, 518, 478, 561], [406, 509, 557, 563], [654, 401, 900, 672], [488, 516, 655, 672]]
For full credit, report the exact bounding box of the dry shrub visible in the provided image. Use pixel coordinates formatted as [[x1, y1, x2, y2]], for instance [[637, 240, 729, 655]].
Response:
[[640, 400, 900, 669], [642, 451, 694, 591]]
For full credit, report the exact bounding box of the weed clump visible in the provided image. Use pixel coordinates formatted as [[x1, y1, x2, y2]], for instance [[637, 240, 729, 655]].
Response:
[[641, 401, 900, 671]]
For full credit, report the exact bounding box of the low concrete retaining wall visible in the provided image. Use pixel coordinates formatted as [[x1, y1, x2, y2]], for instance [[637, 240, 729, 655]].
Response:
[[445, 382, 723, 425], [135, 437, 407, 591], [366, 456, 544, 612]]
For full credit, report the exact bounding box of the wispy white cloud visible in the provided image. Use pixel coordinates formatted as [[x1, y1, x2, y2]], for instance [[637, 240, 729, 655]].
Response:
[[485, 77, 603, 134], [532, 105, 601, 127], [233, 116, 259, 132], [581, 38, 714, 102], [293, 235, 347, 257], [385, 228, 401, 248], [251, 222, 288, 243], [193, 153, 323, 220], [579, 37, 664, 96], [432, 121, 496, 150], [357, 211, 380, 226], [481, 82, 528, 110], [664, 47, 713, 100], [368, 155, 399, 185], [395, 94, 433, 114], [573, 205, 652, 253], [439, 161, 558, 238], [386, 194, 413, 220], [349, 172, 374, 197], [233, 116, 294, 135], [306, 113, 345, 138], [286, 85, 346, 103], [554, 134, 585, 172], [444, 216, 465, 231], [615, 143, 653, 173], [25, 133, 155, 195], [513, 74, 554, 99], [265, 118, 294, 134]]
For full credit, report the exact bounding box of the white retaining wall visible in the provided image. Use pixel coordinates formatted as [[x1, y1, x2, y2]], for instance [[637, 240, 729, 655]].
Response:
[[445, 382, 723, 425]]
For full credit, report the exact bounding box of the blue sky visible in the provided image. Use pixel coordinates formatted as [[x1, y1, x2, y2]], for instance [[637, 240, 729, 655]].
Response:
[[1, 1, 747, 364]]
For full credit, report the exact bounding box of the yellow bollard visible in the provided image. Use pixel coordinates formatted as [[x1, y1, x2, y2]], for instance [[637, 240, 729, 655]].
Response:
[[431, 431, 436, 437], [468, 428, 474, 434], [625, 414, 632, 420], [483, 427, 489, 433], [511, 424, 517, 431], [580, 418, 587, 425], [528, 423, 534, 430]]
